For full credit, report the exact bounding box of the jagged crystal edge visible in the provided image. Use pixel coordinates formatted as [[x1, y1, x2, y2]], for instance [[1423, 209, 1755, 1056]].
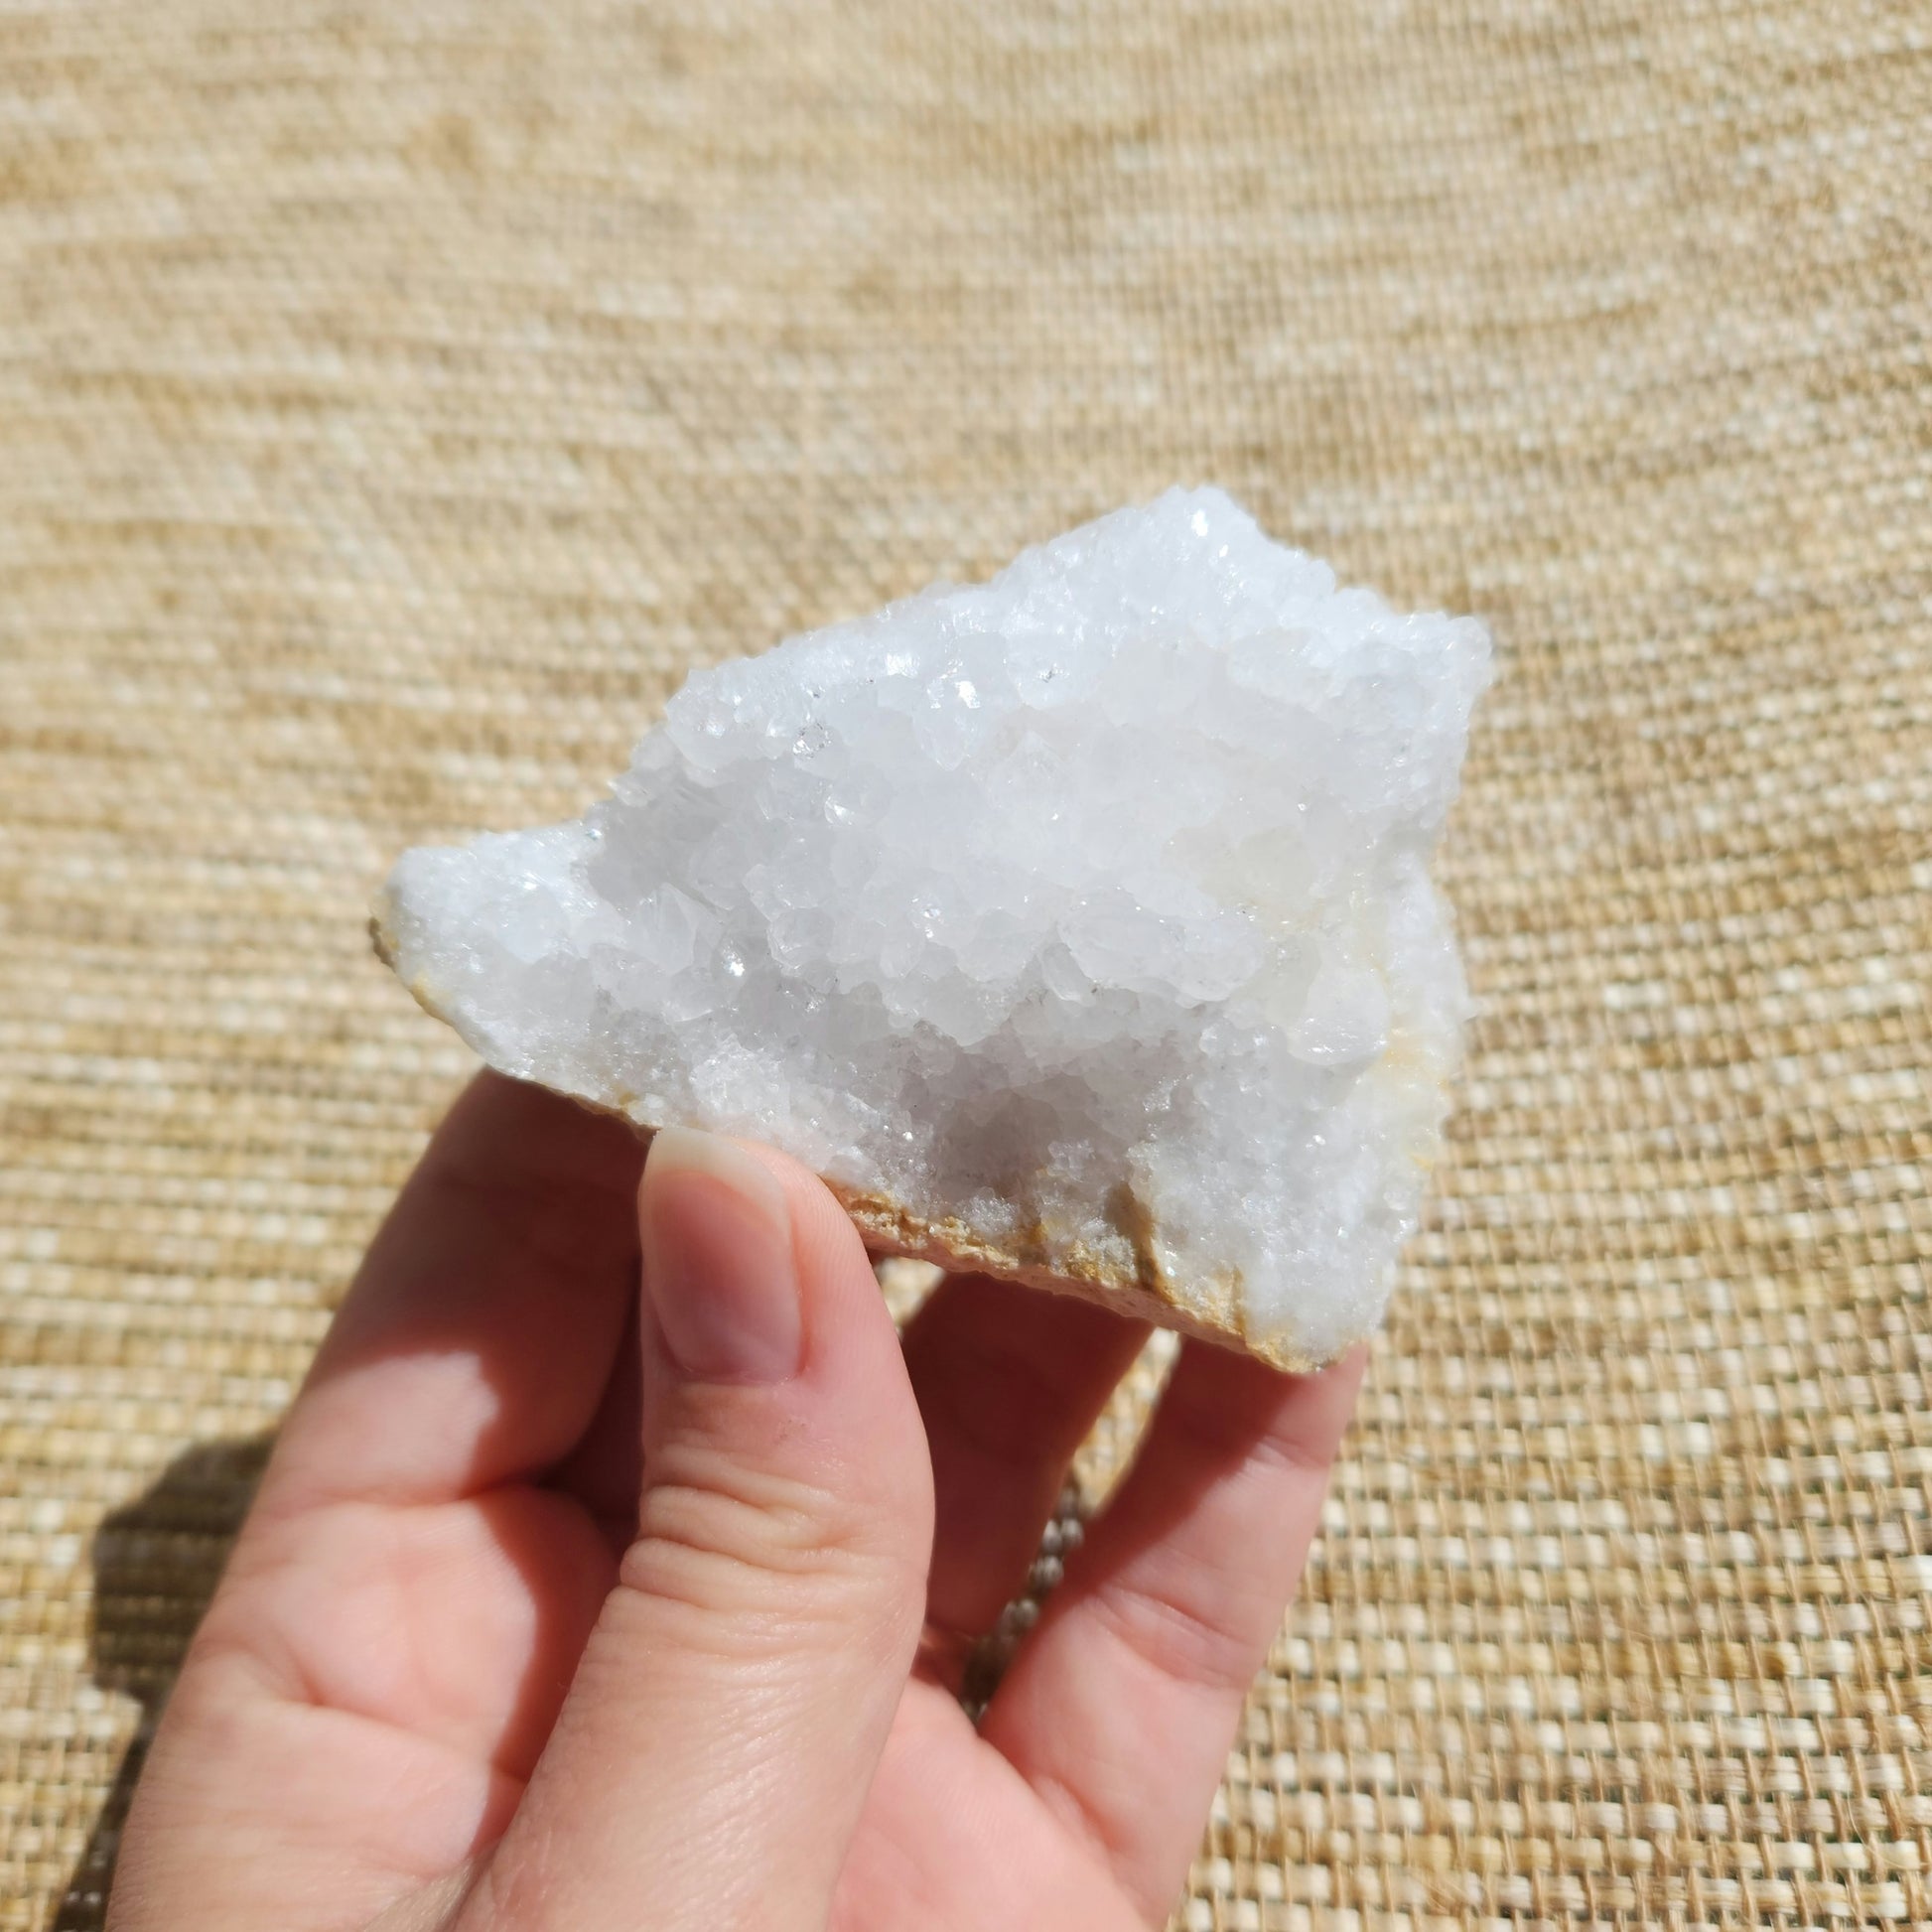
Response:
[[378, 486, 1490, 1361]]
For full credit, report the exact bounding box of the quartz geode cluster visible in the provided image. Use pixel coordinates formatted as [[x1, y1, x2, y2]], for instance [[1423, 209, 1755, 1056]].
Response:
[[377, 488, 1488, 1366]]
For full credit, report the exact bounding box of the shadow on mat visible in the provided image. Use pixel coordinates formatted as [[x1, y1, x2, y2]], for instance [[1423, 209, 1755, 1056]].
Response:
[[56, 1435, 275, 1932]]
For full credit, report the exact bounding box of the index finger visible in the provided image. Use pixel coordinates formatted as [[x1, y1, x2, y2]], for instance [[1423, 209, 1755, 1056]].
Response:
[[981, 1339, 1367, 1923], [257, 1071, 647, 1523]]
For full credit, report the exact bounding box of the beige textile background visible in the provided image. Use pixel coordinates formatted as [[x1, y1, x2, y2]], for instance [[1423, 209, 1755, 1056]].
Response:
[[3, 0, 1930, 1925]]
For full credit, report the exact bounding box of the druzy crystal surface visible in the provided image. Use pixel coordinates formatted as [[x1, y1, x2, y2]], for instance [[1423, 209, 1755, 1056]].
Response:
[[377, 488, 1489, 1364]]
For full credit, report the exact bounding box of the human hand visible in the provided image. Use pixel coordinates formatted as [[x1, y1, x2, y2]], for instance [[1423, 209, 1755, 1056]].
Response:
[[111, 1072, 1364, 1931]]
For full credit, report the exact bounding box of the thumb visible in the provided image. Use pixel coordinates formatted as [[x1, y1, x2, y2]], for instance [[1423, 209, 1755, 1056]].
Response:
[[460, 1127, 934, 1932]]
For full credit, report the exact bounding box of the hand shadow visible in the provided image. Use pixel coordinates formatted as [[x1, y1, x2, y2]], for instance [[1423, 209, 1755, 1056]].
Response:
[[54, 1435, 276, 1932]]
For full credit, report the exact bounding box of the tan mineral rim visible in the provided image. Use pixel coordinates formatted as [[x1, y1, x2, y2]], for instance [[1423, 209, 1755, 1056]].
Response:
[[372, 907, 1340, 1373]]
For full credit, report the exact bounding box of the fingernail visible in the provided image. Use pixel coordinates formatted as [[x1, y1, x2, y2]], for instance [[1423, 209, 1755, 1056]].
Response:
[[640, 1127, 802, 1383]]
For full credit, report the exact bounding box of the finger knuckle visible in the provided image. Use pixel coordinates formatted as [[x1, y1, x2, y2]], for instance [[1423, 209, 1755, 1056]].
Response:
[[1090, 1574, 1258, 1697], [616, 1450, 922, 1654]]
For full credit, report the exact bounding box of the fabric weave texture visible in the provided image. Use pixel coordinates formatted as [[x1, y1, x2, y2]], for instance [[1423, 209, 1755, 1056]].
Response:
[[2, 1, 1928, 1926]]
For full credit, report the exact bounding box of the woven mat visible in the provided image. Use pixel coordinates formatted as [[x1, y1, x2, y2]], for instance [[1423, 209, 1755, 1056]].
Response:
[[4, 1, 1929, 1925]]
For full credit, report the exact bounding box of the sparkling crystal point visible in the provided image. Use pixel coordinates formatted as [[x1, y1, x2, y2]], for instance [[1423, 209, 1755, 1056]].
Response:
[[376, 488, 1489, 1366]]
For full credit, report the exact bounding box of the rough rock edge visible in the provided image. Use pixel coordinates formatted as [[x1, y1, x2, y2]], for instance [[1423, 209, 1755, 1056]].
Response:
[[374, 907, 1348, 1373], [834, 1187, 1335, 1373]]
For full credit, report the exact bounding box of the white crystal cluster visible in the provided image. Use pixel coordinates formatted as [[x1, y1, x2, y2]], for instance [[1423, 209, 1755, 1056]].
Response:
[[378, 488, 1488, 1363]]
